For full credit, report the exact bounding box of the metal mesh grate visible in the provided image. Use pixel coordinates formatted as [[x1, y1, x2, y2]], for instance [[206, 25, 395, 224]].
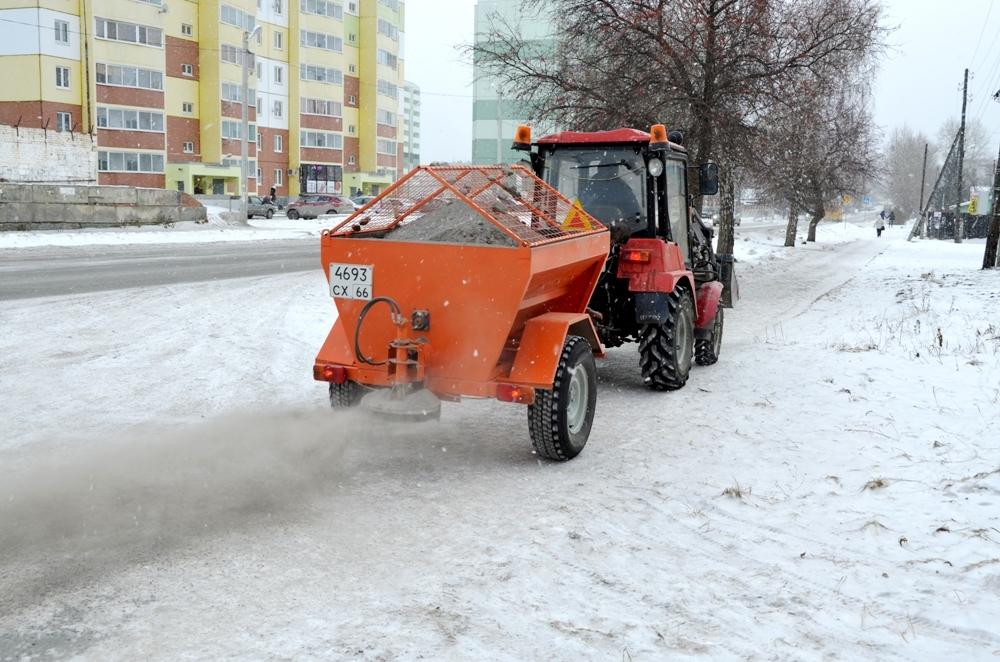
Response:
[[327, 164, 606, 246]]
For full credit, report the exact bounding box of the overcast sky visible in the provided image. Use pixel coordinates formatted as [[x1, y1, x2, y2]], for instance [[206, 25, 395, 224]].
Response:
[[405, 0, 1000, 163]]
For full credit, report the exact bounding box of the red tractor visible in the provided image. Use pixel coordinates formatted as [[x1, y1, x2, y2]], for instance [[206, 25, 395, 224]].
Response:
[[514, 124, 730, 389]]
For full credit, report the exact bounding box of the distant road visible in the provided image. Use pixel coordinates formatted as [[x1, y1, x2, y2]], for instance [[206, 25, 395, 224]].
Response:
[[0, 239, 319, 301]]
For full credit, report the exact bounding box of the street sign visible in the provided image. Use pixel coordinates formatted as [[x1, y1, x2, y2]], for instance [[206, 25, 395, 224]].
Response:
[[862, 195, 871, 206], [969, 197, 978, 214]]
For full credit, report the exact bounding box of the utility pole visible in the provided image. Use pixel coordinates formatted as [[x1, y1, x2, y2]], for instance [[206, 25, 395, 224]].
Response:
[[984, 142, 1000, 269], [496, 88, 504, 165], [954, 68, 968, 243], [918, 143, 929, 238], [241, 25, 261, 222]]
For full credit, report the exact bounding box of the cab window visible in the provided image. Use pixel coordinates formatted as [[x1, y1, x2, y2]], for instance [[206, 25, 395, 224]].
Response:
[[664, 159, 688, 262]]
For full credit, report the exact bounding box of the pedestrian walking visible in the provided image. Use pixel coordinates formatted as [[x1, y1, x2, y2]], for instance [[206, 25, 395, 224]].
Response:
[[875, 217, 885, 238]]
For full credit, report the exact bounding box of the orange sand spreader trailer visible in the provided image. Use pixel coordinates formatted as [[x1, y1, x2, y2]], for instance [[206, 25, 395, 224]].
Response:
[[313, 165, 610, 459]]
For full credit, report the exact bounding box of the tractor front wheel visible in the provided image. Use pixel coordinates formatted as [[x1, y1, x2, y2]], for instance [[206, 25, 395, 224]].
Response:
[[329, 380, 363, 408], [638, 290, 694, 390], [527, 335, 597, 461], [696, 307, 724, 366]]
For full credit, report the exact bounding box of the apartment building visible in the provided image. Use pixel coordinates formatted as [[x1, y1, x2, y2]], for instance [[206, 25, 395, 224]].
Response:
[[0, 0, 404, 197], [472, 0, 554, 165], [400, 79, 419, 172]]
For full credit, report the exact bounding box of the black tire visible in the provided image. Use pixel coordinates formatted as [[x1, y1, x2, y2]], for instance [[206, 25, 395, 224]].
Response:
[[327, 209, 337, 215], [527, 336, 597, 461], [696, 306, 724, 366], [265, 209, 274, 219], [329, 380, 362, 408], [287, 209, 300, 220], [638, 289, 695, 391]]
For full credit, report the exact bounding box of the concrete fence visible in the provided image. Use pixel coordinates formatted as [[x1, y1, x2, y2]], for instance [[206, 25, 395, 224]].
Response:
[[0, 183, 207, 231]]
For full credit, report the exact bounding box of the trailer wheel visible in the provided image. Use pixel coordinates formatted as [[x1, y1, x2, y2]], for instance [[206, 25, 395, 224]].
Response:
[[695, 307, 724, 366], [638, 289, 694, 390], [528, 335, 597, 461], [329, 380, 363, 408]]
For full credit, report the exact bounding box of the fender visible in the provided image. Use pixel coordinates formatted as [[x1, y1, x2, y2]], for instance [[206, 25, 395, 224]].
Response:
[[694, 281, 724, 330], [507, 312, 604, 389], [616, 238, 696, 325]]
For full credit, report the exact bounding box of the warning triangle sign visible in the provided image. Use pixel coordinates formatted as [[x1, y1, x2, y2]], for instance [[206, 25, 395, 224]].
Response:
[[561, 200, 592, 232]]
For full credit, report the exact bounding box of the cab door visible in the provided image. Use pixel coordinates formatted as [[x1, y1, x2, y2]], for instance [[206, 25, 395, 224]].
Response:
[[663, 158, 689, 265]]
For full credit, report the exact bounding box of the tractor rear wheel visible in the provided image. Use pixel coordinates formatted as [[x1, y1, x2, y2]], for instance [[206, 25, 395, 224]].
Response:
[[696, 307, 724, 366], [528, 335, 597, 461], [638, 289, 694, 390], [329, 380, 363, 408]]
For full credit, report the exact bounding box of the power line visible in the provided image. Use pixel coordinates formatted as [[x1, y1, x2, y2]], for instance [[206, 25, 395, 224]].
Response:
[[970, 0, 996, 67]]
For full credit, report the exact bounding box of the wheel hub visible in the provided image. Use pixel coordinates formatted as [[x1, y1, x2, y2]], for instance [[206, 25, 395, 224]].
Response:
[[566, 365, 590, 435]]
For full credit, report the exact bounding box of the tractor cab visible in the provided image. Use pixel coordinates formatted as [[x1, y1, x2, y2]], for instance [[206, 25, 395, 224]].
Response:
[[513, 124, 728, 389]]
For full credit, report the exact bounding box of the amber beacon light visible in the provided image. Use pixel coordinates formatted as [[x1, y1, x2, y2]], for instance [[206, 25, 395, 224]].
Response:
[[513, 124, 533, 150]]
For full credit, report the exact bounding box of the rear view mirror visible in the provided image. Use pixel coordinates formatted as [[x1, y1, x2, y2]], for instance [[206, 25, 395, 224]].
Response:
[[699, 163, 720, 196]]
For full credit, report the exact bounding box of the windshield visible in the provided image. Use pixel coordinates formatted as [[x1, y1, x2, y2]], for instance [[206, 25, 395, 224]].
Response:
[[542, 147, 646, 236]]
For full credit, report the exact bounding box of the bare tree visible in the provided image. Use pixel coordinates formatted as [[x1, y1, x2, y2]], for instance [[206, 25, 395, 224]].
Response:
[[472, 0, 888, 253], [885, 126, 935, 218]]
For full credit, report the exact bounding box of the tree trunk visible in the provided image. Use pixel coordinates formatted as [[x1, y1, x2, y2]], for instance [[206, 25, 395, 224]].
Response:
[[983, 144, 1000, 269], [807, 214, 823, 242], [717, 177, 736, 255], [784, 204, 799, 247]]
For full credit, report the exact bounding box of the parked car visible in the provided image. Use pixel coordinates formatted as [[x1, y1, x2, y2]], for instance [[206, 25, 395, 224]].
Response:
[[285, 194, 355, 219], [710, 214, 741, 227], [247, 195, 277, 219], [351, 195, 376, 208]]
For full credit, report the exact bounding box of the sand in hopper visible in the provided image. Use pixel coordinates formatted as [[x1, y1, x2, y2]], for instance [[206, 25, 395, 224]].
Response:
[[388, 199, 518, 247]]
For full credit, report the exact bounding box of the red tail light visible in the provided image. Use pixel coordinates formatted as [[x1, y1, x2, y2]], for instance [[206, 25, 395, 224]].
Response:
[[314, 364, 348, 383], [496, 384, 535, 405], [622, 249, 652, 263]]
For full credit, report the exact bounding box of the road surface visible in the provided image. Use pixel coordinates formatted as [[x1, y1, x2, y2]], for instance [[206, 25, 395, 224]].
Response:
[[5, 230, 997, 659], [0, 239, 318, 300]]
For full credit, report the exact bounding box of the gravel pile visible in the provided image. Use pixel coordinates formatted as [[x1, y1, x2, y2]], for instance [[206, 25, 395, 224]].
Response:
[[388, 200, 518, 247]]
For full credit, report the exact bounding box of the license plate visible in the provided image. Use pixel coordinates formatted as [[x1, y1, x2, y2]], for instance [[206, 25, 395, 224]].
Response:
[[329, 263, 373, 300]]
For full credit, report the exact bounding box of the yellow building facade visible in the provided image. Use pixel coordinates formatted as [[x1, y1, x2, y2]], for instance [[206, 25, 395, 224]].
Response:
[[0, 0, 405, 195]]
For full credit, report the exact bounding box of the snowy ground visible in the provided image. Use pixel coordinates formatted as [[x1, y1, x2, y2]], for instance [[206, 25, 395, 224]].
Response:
[[1, 223, 998, 660]]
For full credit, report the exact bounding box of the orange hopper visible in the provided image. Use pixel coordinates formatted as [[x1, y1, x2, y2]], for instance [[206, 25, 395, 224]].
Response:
[[313, 165, 609, 451]]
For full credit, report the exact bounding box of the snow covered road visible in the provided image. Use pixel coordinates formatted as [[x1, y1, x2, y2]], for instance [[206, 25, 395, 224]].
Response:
[[1, 227, 998, 660]]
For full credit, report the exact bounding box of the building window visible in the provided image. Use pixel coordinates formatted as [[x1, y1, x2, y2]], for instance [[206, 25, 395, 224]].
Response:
[[183, 141, 194, 153], [300, 30, 342, 53], [348, 64, 356, 73], [221, 43, 253, 67], [376, 49, 398, 70], [94, 18, 163, 47], [300, 130, 343, 149], [221, 120, 256, 141], [274, 65, 283, 84], [181, 23, 193, 37], [348, 124, 355, 133], [377, 139, 396, 155], [299, 64, 343, 85], [300, 0, 343, 19], [348, 95, 356, 105], [272, 0, 283, 14], [301, 97, 342, 117], [221, 82, 255, 103], [273, 31, 283, 49], [376, 79, 398, 99], [96, 107, 165, 132], [274, 168, 283, 186], [54, 20, 69, 44], [256, 96, 263, 113], [376, 108, 394, 126], [348, 33, 356, 43], [377, 18, 398, 41], [56, 112, 72, 132], [348, 155, 356, 165], [220, 4, 255, 31], [98, 150, 165, 173], [257, 132, 263, 149], [182, 101, 194, 114], [256, 167, 262, 181], [96, 63, 164, 91], [274, 134, 283, 152], [272, 100, 283, 118], [348, 1, 357, 12], [181, 63, 193, 76], [55, 66, 70, 89]]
